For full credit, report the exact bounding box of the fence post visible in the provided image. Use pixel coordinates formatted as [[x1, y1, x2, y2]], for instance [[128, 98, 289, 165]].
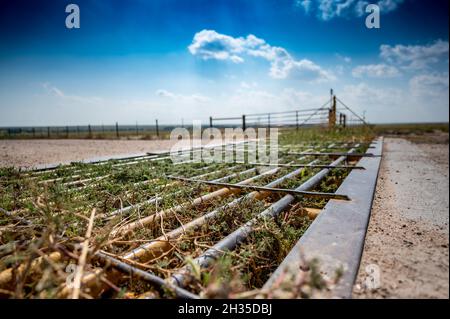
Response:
[[328, 95, 336, 128], [343, 114, 347, 128], [156, 119, 159, 138], [88, 124, 92, 138], [115, 122, 119, 139], [242, 115, 246, 131], [268, 114, 271, 129], [209, 116, 213, 128], [296, 111, 299, 131]]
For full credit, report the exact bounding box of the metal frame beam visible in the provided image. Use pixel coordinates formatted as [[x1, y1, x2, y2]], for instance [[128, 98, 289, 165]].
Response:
[[262, 137, 383, 298]]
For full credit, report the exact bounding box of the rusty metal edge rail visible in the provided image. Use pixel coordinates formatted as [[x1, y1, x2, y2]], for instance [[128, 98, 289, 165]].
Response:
[[262, 137, 383, 298]]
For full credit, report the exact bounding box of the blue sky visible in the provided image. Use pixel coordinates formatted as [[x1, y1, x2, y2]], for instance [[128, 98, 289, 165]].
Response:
[[0, 0, 448, 126]]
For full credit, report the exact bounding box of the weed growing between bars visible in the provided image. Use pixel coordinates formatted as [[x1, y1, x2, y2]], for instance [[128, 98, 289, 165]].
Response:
[[0, 127, 372, 299], [195, 205, 313, 297], [182, 156, 364, 297], [123, 197, 268, 279]]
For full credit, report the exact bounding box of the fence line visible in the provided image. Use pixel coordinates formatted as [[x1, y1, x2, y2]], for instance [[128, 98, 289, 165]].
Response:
[[1, 93, 367, 139], [0, 122, 168, 140], [208, 96, 365, 130]]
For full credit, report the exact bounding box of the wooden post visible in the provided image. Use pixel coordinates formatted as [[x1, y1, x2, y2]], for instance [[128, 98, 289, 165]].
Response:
[[156, 119, 159, 138], [268, 113, 271, 129], [115, 122, 119, 139], [343, 114, 347, 128], [242, 115, 246, 131], [328, 95, 336, 128], [88, 124, 92, 138], [209, 116, 213, 128]]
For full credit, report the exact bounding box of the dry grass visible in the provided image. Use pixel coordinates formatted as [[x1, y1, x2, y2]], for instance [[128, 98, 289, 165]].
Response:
[[0, 126, 373, 298]]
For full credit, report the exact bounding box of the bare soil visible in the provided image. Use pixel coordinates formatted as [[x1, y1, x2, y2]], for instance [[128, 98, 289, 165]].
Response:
[[0, 138, 247, 169], [0, 139, 184, 168], [353, 137, 449, 298]]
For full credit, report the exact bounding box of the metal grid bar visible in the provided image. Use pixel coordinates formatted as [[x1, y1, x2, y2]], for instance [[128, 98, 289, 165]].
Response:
[[288, 152, 379, 157], [170, 147, 358, 288], [166, 176, 350, 200], [261, 137, 383, 298], [0, 138, 381, 299]]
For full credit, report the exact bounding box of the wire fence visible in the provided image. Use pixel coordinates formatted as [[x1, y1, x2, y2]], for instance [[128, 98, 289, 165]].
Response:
[[0, 123, 174, 140], [1, 95, 367, 139], [210, 98, 366, 130]]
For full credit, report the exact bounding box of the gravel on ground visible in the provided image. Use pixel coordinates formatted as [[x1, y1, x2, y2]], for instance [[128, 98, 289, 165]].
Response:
[[353, 137, 449, 299]]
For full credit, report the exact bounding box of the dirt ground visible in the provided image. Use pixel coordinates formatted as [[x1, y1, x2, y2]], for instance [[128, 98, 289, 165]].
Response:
[[0, 138, 240, 169], [353, 137, 449, 298], [0, 139, 181, 168]]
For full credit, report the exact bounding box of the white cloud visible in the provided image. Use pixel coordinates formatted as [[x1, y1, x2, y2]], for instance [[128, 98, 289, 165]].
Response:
[[341, 82, 403, 105], [155, 89, 210, 103], [352, 63, 400, 78], [336, 53, 352, 63], [155, 89, 176, 99], [188, 29, 334, 82], [335, 65, 345, 75], [42, 82, 103, 105], [221, 87, 330, 116], [380, 40, 449, 70], [339, 79, 449, 123], [377, 0, 404, 11], [298, 0, 404, 21], [296, 0, 312, 12], [188, 30, 246, 63], [409, 73, 449, 97], [270, 58, 336, 82], [279, 88, 330, 107], [240, 81, 258, 89]]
